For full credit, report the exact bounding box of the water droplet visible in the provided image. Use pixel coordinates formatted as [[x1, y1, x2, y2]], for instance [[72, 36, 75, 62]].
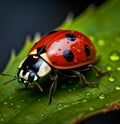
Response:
[[109, 52, 120, 61], [99, 93, 105, 100], [16, 105, 21, 109], [108, 77, 115, 82], [106, 103, 109, 106], [3, 101, 8, 105], [73, 87, 76, 90], [10, 103, 14, 106], [82, 99, 88, 103], [0, 113, 2, 117], [98, 39, 105, 46], [75, 84, 79, 87], [106, 65, 112, 71], [115, 85, 120, 90], [89, 107, 94, 111], [38, 99, 41, 102], [68, 89, 72, 92], [22, 99, 25, 102], [57, 103, 64, 111], [1, 118, 4, 122], [9, 96, 13, 100], [116, 66, 120, 71], [40, 113, 44, 117], [85, 92, 92, 99]]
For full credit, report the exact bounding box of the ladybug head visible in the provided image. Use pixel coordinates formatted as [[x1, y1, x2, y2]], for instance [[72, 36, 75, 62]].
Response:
[[17, 68, 38, 84], [1, 56, 51, 86], [17, 55, 51, 84]]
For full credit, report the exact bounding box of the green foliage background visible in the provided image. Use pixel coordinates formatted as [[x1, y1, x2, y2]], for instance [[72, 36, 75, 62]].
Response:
[[0, 0, 120, 123]]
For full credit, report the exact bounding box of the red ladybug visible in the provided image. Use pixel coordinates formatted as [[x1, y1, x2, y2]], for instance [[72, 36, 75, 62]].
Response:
[[3, 30, 109, 104]]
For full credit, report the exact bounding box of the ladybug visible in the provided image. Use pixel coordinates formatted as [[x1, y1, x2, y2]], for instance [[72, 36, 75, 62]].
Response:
[[2, 30, 109, 104]]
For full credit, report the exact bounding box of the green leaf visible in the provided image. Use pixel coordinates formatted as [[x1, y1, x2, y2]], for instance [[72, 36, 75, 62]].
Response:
[[0, 0, 120, 123]]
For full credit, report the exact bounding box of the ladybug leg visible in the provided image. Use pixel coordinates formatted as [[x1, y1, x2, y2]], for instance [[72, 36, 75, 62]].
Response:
[[49, 73, 58, 104], [35, 82, 43, 92], [87, 64, 110, 77], [72, 70, 98, 87], [16, 82, 43, 92]]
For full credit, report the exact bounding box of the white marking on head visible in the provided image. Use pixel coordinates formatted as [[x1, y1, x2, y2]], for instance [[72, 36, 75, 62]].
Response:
[[33, 75, 38, 81], [19, 69, 30, 80], [37, 62, 51, 77], [23, 72, 30, 80], [19, 70, 24, 78]]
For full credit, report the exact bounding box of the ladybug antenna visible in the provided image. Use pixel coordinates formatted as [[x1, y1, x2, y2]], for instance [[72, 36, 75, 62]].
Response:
[[0, 73, 18, 85]]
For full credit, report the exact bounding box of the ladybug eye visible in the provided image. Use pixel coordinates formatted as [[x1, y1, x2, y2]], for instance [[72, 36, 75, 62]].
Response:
[[84, 45, 91, 57], [28, 72, 37, 82], [66, 33, 76, 41], [63, 49, 74, 62]]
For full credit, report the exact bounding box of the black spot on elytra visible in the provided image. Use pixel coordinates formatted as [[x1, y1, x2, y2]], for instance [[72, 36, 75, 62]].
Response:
[[47, 30, 58, 35], [37, 45, 46, 55], [66, 33, 76, 41], [63, 49, 74, 62], [84, 45, 91, 57]]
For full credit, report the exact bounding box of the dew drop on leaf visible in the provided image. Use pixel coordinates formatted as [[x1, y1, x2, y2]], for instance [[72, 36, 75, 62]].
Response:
[[97, 39, 105, 46], [106, 65, 112, 71], [72, 87, 76, 90], [3, 101, 8, 105], [115, 85, 120, 90], [68, 89, 72, 92], [40, 113, 44, 117], [109, 51, 120, 61], [16, 105, 21, 109], [9, 96, 13, 100], [85, 92, 92, 99], [22, 99, 25, 102], [108, 77, 115, 82], [38, 99, 41, 102], [99, 93, 105, 100], [0, 113, 2, 117], [1, 118, 4, 122], [116, 66, 120, 71], [57, 103, 64, 111], [89, 107, 94, 111], [10, 103, 14, 106]]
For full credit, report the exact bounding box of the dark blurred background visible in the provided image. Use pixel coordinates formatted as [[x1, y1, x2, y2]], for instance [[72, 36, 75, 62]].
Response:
[[0, 0, 120, 124], [0, 0, 106, 72]]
